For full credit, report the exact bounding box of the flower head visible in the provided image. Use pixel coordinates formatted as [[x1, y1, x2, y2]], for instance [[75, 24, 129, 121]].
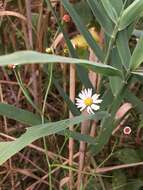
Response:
[[45, 48, 53, 54], [75, 88, 102, 114], [62, 14, 71, 23], [8, 64, 17, 69], [123, 126, 131, 135]]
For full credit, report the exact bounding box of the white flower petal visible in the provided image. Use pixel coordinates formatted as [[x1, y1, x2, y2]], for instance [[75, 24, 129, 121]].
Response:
[[80, 105, 86, 111], [75, 98, 82, 101], [92, 94, 100, 101], [91, 104, 100, 111], [75, 99, 84, 104], [87, 88, 92, 97], [81, 89, 86, 96], [93, 99, 102, 104], [76, 102, 83, 105], [76, 89, 103, 114], [87, 106, 94, 114], [84, 89, 88, 97], [79, 92, 86, 100], [77, 105, 83, 108], [75, 102, 84, 107]]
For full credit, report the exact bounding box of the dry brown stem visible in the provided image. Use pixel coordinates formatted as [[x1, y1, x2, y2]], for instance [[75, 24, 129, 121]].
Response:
[[69, 64, 76, 190]]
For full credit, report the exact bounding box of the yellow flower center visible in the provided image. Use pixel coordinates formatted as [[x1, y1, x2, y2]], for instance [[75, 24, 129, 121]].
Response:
[[84, 98, 93, 106]]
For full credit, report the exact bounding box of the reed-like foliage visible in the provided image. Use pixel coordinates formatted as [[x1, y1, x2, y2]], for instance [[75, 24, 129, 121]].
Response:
[[0, 0, 143, 189]]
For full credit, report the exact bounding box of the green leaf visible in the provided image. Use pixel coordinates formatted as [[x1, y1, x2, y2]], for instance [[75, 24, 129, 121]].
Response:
[[132, 71, 143, 77], [124, 89, 143, 114], [109, 48, 123, 96], [61, 0, 104, 61], [130, 36, 143, 70], [87, 0, 114, 36], [73, 1, 92, 25], [86, 178, 102, 190], [53, 78, 80, 116], [90, 85, 127, 155], [100, 88, 114, 110], [137, 147, 143, 160], [0, 103, 42, 125], [126, 179, 143, 190], [138, 115, 143, 129], [112, 170, 127, 190], [59, 130, 98, 145], [76, 65, 94, 89], [119, 0, 143, 30], [100, 0, 118, 23], [114, 148, 141, 164], [133, 29, 143, 37], [0, 103, 106, 147], [110, 0, 123, 16], [46, 0, 94, 88], [0, 50, 122, 77], [116, 30, 131, 69], [110, 76, 123, 96], [0, 113, 105, 165]]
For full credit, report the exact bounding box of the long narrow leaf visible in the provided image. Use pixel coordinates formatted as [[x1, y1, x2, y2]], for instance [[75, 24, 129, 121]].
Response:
[[0, 112, 107, 165], [0, 103, 105, 147], [130, 36, 143, 70], [119, 0, 143, 30], [116, 30, 131, 69], [100, 0, 118, 23], [0, 50, 122, 77], [0, 103, 41, 125], [124, 89, 143, 113], [61, 0, 104, 61], [87, 0, 114, 36], [110, 0, 123, 15]]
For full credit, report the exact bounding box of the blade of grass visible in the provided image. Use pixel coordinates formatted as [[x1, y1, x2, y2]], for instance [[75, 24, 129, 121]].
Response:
[[61, 0, 105, 62], [0, 50, 122, 77], [0, 112, 106, 165]]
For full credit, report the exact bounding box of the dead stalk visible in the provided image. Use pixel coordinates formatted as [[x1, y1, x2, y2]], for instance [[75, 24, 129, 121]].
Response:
[[77, 115, 90, 190], [69, 64, 76, 190], [95, 161, 143, 173], [26, 153, 79, 190], [25, 0, 39, 106], [18, 0, 30, 49], [77, 51, 98, 189], [77, 32, 103, 189]]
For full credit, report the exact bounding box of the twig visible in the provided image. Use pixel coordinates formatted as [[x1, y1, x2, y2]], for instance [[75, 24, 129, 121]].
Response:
[[77, 110, 91, 190], [69, 64, 76, 190], [95, 162, 143, 173], [77, 31, 103, 189], [0, 11, 26, 21], [25, 0, 39, 106]]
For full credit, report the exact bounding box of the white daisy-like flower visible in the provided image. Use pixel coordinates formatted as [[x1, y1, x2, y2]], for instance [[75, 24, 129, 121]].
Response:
[[75, 88, 102, 114]]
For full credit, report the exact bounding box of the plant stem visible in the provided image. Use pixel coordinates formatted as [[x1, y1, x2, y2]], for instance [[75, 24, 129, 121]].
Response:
[[103, 0, 128, 65], [14, 70, 41, 114], [41, 63, 53, 190], [69, 64, 76, 190], [14, 64, 53, 189]]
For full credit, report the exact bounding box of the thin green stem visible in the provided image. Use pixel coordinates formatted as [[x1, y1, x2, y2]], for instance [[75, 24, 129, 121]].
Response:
[[41, 63, 53, 190], [42, 65, 53, 116], [14, 64, 53, 189], [50, 164, 110, 178], [97, 141, 117, 168], [14, 69, 41, 114]]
